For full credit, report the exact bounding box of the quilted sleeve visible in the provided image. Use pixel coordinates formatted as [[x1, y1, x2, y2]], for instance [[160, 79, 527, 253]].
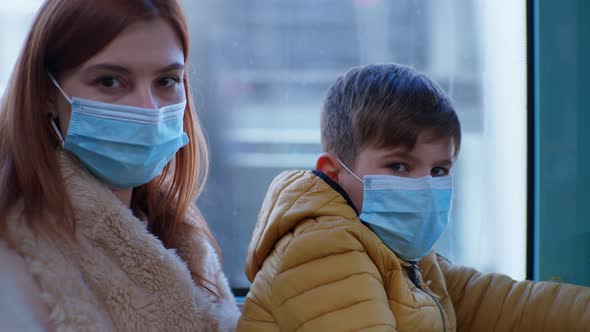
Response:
[[238, 292, 280, 332], [269, 223, 397, 332], [437, 256, 590, 331]]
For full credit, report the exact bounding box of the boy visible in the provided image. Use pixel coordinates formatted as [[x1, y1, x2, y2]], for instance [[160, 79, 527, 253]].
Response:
[[237, 64, 589, 331]]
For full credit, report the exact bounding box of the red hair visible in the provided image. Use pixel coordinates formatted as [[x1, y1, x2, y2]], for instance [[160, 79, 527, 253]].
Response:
[[0, 0, 218, 295]]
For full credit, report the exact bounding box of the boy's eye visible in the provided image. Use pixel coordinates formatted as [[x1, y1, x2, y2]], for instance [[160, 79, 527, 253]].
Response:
[[157, 76, 181, 88], [431, 167, 448, 177], [390, 163, 408, 172]]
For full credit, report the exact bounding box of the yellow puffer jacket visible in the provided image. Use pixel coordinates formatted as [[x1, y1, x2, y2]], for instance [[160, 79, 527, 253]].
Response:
[[238, 170, 590, 332]]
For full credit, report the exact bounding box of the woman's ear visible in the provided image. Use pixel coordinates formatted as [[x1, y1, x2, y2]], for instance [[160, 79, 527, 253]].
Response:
[[316, 152, 341, 182]]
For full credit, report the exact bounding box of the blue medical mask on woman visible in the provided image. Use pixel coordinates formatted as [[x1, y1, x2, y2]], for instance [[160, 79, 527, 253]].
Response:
[[339, 159, 453, 262], [49, 73, 189, 189]]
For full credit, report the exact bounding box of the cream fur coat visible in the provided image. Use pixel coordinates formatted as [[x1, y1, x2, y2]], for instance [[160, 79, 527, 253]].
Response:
[[0, 154, 240, 331]]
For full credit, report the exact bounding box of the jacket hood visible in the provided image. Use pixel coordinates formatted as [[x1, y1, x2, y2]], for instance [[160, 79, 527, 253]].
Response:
[[245, 170, 358, 281]]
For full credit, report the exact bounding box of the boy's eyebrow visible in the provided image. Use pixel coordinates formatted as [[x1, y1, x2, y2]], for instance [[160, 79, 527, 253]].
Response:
[[384, 150, 416, 161], [384, 151, 454, 166], [434, 159, 454, 166]]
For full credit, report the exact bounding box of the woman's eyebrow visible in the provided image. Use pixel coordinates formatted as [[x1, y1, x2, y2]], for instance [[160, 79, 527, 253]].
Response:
[[81, 62, 184, 75], [157, 62, 184, 74], [83, 63, 131, 74]]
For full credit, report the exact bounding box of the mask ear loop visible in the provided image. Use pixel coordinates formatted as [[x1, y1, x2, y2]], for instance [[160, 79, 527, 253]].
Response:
[[47, 72, 72, 104], [48, 114, 64, 149], [336, 157, 364, 183], [47, 72, 69, 149]]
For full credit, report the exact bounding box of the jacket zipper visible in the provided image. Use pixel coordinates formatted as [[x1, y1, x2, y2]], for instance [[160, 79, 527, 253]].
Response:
[[405, 263, 446, 332]]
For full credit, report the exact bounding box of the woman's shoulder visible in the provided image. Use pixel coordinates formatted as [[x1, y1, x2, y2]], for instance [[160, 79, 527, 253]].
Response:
[[166, 204, 226, 284], [0, 239, 35, 291], [0, 240, 51, 331], [168, 206, 240, 329]]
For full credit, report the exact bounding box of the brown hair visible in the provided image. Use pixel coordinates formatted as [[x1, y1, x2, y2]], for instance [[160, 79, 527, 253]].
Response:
[[0, 0, 219, 295], [321, 63, 462, 165]]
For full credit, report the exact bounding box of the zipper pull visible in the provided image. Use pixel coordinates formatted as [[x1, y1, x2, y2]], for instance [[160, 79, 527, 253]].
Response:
[[404, 262, 422, 288]]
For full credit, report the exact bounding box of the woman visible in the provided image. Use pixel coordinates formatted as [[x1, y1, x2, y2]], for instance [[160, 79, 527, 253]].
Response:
[[0, 0, 239, 330]]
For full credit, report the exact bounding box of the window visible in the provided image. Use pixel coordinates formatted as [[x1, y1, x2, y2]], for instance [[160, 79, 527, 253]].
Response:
[[182, 0, 528, 289], [0, 1, 43, 96], [1, 0, 528, 291]]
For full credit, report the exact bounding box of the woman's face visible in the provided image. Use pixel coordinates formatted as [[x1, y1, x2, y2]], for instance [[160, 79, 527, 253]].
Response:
[[54, 18, 186, 134]]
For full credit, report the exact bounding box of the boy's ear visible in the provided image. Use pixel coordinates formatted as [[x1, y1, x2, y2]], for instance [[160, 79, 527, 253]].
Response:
[[316, 152, 341, 182]]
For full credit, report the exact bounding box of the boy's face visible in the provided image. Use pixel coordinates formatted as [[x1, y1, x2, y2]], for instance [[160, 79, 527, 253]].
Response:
[[326, 131, 456, 212]]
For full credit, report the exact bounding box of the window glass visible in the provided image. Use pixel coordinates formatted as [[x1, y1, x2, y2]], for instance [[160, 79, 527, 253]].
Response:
[[0, 2, 44, 95], [1, 0, 527, 290], [182, 0, 528, 289]]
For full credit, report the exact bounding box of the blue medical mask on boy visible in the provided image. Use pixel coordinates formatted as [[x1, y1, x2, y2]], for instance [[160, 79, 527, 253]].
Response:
[[49, 73, 189, 189], [339, 159, 453, 262]]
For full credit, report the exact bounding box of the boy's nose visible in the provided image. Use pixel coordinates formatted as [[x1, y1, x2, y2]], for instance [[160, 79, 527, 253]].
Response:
[[410, 168, 432, 178]]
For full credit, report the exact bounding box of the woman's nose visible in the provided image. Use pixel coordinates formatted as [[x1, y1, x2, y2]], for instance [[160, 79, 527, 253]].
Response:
[[131, 85, 158, 109]]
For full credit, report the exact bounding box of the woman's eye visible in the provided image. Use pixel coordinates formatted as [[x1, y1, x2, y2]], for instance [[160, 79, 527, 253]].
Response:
[[158, 76, 181, 88], [431, 167, 448, 177], [97, 77, 123, 88], [390, 163, 408, 172]]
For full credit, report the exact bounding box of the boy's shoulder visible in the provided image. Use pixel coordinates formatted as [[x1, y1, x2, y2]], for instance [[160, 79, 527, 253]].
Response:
[[265, 170, 356, 208], [260, 170, 359, 230], [288, 207, 367, 241], [264, 170, 316, 197]]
